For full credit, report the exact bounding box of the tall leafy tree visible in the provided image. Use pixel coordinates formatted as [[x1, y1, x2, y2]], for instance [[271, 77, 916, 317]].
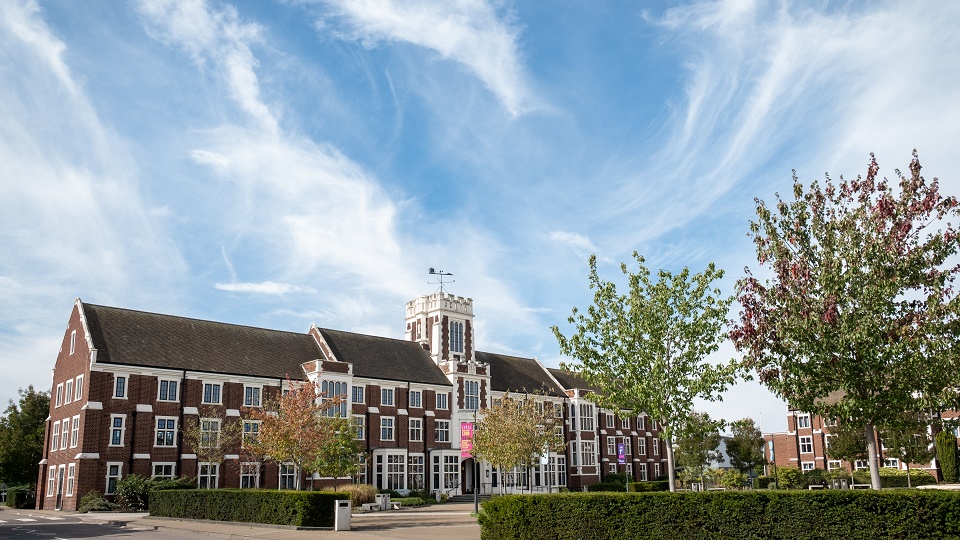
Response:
[[553, 253, 739, 491], [935, 430, 958, 483], [881, 414, 934, 488], [726, 418, 766, 477], [674, 412, 723, 488], [181, 407, 242, 488], [0, 386, 49, 487], [472, 393, 564, 494], [731, 152, 960, 489], [246, 379, 337, 490], [308, 416, 364, 490], [825, 420, 869, 483]]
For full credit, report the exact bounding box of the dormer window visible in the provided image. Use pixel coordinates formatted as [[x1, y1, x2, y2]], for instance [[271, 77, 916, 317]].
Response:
[[450, 321, 464, 354]]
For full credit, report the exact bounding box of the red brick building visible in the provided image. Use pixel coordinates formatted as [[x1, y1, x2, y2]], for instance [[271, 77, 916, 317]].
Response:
[[37, 293, 666, 510]]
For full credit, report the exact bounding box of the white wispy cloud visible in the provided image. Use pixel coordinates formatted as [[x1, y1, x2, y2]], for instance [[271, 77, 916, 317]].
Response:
[[549, 230, 598, 257], [316, 0, 534, 116], [215, 281, 316, 295]]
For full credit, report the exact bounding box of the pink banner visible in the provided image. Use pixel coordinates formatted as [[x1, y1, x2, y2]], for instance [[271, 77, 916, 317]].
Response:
[[460, 422, 474, 458]]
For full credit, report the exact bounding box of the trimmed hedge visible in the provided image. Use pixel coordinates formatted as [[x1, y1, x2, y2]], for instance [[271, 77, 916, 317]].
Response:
[[629, 481, 670, 492], [4, 490, 34, 509], [150, 489, 348, 527], [478, 491, 960, 539]]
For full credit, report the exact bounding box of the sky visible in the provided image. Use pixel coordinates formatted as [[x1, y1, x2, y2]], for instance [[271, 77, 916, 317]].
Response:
[[2, 0, 959, 435]]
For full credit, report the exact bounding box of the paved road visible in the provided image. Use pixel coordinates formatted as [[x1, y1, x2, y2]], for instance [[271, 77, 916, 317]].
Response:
[[0, 502, 482, 540]]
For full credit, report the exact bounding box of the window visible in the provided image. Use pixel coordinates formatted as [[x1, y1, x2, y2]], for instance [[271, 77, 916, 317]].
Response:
[[64, 463, 77, 497], [352, 416, 365, 440], [638, 438, 646, 455], [352, 385, 365, 404], [801, 461, 815, 471], [202, 383, 221, 404], [884, 458, 900, 469], [354, 454, 368, 485], [827, 460, 842, 471], [464, 380, 479, 411], [60, 418, 69, 449], [625, 437, 632, 455], [408, 455, 425, 490], [152, 463, 175, 479], [626, 463, 633, 477], [74, 375, 83, 401], [607, 438, 616, 456], [638, 463, 648, 481], [244, 386, 262, 407], [622, 418, 630, 429], [70, 330, 76, 355], [637, 416, 646, 430], [579, 404, 594, 431], [51, 421, 61, 452], [155, 417, 177, 446], [854, 460, 869, 470], [114, 376, 126, 399], [652, 438, 660, 456], [381, 417, 395, 441], [55, 383, 63, 407], [824, 417, 838, 427], [242, 420, 260, 447], [240, 463, 260, 488], [450, 320, 464, 354], [436, 392, 448, 410], [796, 414, 811, 429], [381, 388, 394, 406], [581, 441, 597, 466], [106, 463, 122, 494], [410, 418, 422, 442], [799, 436, 813, 454], [46, 466, 55, 496], [200, 418, 221, 448], [109, 415, 126, 446], [70, 415, 80, 448], [409, 390, 422, 408], [433, 455, 459, 490], [279, 463, 296, 490], [609, 463, 617, 474], [571, 404, 577, 431], [606, 413, 615, 427], [158, 380, 178, 401], [435, 420, 450, 442], [65, 380, 73, 404], [386, 454, 406, 490], [654, 463, 661, 478], [320, 381, 347, 417], [198, 463, 219, 489]]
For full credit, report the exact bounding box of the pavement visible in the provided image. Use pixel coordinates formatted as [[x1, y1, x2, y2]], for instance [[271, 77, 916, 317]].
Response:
[[0, 501, 482, 539]]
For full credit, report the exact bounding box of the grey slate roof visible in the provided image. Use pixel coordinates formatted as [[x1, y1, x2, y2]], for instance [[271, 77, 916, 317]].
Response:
[[547, 367, 602, 394], [477, 351, 566, 397], [82, 302, 319, 380], [316, 328, 452, 386]]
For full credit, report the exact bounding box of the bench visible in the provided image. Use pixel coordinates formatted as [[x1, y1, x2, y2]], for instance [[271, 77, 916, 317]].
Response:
[[851, 484, 871, 489], [808, 484, 825, 490], [361, 503, 381, 511]]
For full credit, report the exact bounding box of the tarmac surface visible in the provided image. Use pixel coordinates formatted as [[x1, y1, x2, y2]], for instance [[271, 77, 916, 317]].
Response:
[[0, 501, 482, 539]]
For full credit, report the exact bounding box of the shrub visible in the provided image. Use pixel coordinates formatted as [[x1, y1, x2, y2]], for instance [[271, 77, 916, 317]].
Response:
[[394, 497, 426, 507], [852, 467, 937, 488], [629, 481, 670, 492], [77, 491, 116, 513], [4, 489, 35, 509], [756, 475, 774, 489], [114, 474, 152, 511], [150, 489, 347, 527], [937, 430, 959, 483], [378, 489, 403, 498], [776, 467, 803, 489], [478, 491, 960, 539], [587, 482, 626, 492], [335, 484, 377, 508]]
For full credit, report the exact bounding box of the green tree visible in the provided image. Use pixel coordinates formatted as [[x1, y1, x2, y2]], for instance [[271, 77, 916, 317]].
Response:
[[553, 253, 739, 491], [674, 412, 723, 488], [730, 151, 960, 489], [825, 421, 869, 484], [935, 430, 958, 483], [308, 416, 364, 490], [881, 415, 934, 488], [472, 393, 564, 494], [0, 386, 50, 487], [726, 418, 766, 477]]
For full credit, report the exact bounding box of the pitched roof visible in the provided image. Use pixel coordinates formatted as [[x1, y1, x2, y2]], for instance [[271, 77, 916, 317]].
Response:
[[81, 302, 320, 380], [316, 328, 452, 386], [477, 351, 566, 397], [547, 367, 602, 394]]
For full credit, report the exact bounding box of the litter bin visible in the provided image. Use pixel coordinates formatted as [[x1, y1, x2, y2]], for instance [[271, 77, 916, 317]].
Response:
[[335, 500, 352, 531], [375, 493, 390, 511]]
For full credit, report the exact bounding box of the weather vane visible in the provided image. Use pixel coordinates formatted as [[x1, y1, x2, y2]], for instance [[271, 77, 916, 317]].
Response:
[[428, 268, 454, 294]]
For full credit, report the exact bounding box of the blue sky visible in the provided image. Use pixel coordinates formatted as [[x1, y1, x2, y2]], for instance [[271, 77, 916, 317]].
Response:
[[2, 0, 959, 434]]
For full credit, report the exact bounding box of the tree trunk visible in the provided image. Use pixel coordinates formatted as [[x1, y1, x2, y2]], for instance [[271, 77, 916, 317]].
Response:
[[865, 422, 882, 490], [664, 433, 677, 492], [906, 461, 912, 489]]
